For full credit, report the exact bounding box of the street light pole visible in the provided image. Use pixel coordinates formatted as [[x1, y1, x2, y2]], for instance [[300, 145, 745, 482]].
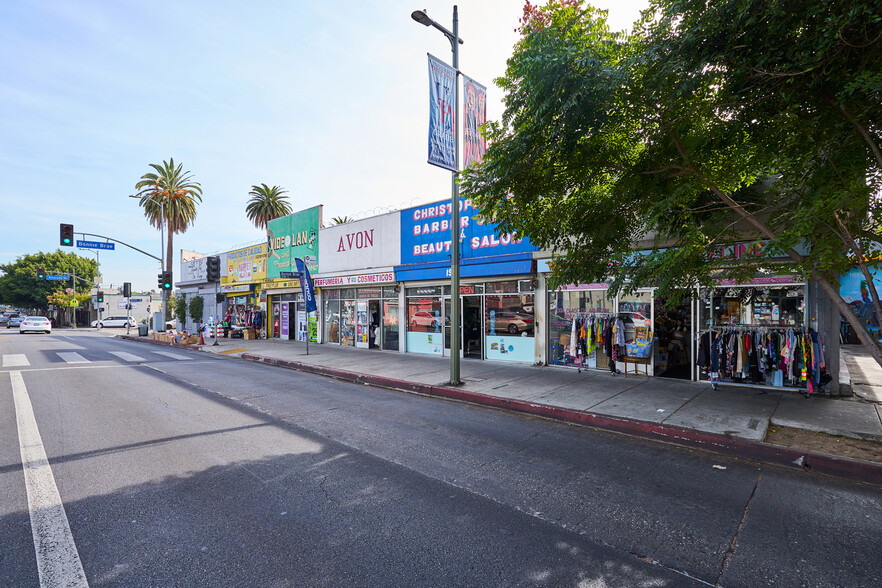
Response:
[[412, 5, 463, 386]]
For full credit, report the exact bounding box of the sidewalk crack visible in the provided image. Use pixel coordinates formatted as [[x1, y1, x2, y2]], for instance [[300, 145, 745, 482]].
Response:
[[716, 469, 763, 586]]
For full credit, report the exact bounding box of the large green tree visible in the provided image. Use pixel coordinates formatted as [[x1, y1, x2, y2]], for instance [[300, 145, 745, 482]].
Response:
[[245, 184, 292, 230], [134, 158, 203, 275], [461, 0, 882, 366], [0, 251, 97, 310]]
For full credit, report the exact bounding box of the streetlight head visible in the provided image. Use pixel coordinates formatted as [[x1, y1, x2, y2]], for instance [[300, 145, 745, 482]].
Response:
[[411, 9, 432, 26]]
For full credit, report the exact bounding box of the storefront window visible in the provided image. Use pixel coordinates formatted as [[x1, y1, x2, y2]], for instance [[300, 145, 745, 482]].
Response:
[[407, 298, 442, 333], [382, 286, 399, 298], [341, 288, 357, 300], [486, 281, 518, 294], [484, 294, 534, 362], [406, 286, 441, 297], [324, 299, 340, 344], [705, 285, 804, 327], [324, 289, 340, 300], [547, 289, 614, 367], [358, 287, 382, 299], [340, 300, 356, 346], [618, 291, 653, 343]]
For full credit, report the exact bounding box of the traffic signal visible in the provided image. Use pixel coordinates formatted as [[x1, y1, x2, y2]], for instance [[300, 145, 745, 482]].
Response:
[[60, 223, 74, 247], [206, 256, 220, 282], [158, 273, 164, 289], [162, 271, 173, 290], [97, 291, 104, 303], [123, 282, 131, 298], [216, 293, 225, 303], [37, 266, 45, 279]]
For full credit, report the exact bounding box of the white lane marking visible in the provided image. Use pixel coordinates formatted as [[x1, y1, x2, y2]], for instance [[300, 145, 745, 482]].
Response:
[[3, 354, 30, 367], [151, 351, 191, 360], [57, 352, 90, 364], [108, 351, 146, 363], [10, 371, 89, 587]]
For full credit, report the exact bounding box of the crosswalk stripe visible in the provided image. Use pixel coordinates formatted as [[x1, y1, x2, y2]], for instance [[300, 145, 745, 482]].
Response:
[[151, 350, 191, 360], [108, 351, 146, 362], [3, 354, 30, 367], [57, 352, 89, 364]]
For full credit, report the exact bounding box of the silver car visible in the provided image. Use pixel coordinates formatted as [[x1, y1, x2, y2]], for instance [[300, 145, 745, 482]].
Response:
[[6, 315, 23, 328]]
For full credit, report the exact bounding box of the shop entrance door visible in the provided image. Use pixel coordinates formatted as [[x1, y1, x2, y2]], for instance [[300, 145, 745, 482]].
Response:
[[653, 296, 693, 379], [462, 296, 483, 359]]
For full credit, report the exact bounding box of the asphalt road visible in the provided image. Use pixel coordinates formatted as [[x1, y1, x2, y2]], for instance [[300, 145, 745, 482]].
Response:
[[1, 329, 880, 587]]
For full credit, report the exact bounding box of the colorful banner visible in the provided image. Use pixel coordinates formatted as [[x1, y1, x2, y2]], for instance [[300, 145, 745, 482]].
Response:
[[267, 206, 322, 278], [295, 257, 317, 313], [462, 75, 486, 168], [223, 244, 266, 284], [427, 53, 456, 172]]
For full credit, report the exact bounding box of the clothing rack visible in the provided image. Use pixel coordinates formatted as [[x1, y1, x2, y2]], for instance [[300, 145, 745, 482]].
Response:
[[697, 325, 824, 395]]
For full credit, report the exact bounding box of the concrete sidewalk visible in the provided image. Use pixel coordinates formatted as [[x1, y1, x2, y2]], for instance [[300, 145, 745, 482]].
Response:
[[121, 332, 882, 484]]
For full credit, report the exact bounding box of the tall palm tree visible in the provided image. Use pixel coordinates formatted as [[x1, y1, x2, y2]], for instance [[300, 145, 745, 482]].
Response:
[[246, 184, 292, 230], [134, 158, 203, 277], [330, 215, 354, 225]]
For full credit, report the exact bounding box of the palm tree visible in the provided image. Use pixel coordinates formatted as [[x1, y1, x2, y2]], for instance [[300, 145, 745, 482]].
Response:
[[134, 158, 203, 277], [246, 184, 292, 230], [330, 215, 354, 225]]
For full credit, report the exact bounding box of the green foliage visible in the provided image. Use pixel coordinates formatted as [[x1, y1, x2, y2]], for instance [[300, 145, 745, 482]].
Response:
[[0, 251, 97, 311], [461, 0, 881, 303], [188, 295, 204, 325], [330, 216, 354, 225], [246, 184, 292, 230], [174, 293, 187, 325]]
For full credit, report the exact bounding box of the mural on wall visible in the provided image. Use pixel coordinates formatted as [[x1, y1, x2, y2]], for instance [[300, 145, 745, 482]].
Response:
[[267, 206, 322, 278], [399, 198, 535, 265], [841, 264, 882, 336]]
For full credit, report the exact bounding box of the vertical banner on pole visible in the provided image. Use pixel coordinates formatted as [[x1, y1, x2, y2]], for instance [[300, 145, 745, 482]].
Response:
[[294, 258, 317, 313], [427, 53, 457, 172], [462, 75, 487, 169]]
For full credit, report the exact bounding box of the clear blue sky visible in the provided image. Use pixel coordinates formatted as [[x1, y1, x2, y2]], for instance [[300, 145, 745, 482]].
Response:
[[0, 0, 646, 292]]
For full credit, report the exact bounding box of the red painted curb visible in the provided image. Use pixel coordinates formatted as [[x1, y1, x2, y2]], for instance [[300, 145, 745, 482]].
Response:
[[240, 352, 882, 486]]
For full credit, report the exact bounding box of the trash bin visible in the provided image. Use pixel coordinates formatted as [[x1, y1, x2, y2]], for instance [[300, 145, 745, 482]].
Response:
[[138, 324, 148, 337]]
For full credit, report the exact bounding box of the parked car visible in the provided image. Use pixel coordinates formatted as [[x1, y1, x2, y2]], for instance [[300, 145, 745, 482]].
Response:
[[19, 316, 52, 334], [409, 311, 440, 331], [487, 311, 534, 335], [6, 315, 23, 329], [96, 316, 137, 329]]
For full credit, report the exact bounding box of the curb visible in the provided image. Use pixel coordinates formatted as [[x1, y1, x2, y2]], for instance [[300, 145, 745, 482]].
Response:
[[241, 352, 882, 487]]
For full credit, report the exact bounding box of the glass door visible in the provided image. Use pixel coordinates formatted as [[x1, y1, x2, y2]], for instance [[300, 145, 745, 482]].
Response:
[[463, 295, 483, 359]]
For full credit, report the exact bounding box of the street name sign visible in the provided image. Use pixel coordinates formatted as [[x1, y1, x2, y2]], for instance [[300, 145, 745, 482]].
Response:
[[77, 240, 115, 250], [46, 275, 68, 281]]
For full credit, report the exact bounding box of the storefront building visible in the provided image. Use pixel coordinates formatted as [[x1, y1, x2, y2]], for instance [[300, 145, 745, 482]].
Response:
[[541, 240, 827, 390], [176, 253, 219, 331], [395, 198, 539, 362], [265, 206, 322, 341], [220, 243, 267, 336], [314, 211, 401, 350]]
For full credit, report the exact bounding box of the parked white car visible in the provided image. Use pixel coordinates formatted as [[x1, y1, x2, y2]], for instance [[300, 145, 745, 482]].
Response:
[[19, 316, 52, 334], [95, 316, 137, 329]]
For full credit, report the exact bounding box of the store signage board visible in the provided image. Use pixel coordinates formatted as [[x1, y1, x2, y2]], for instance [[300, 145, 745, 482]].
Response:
[[77, 240, 115, 250], [399, 197, 535, 265], [313, 272, 395, 287], [267, 206, 322, 278]]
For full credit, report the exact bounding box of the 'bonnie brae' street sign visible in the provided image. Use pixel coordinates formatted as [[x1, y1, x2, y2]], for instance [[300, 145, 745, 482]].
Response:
[[77, 240, 115, 250]]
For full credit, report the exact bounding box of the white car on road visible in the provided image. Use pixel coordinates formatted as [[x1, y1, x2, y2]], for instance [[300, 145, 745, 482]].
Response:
[[95, 316, 137, 329], [19, 316, 52, 334]]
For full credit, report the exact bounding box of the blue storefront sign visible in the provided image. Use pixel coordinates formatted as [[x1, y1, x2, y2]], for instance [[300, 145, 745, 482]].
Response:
[[399, 198, 535, 266]]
